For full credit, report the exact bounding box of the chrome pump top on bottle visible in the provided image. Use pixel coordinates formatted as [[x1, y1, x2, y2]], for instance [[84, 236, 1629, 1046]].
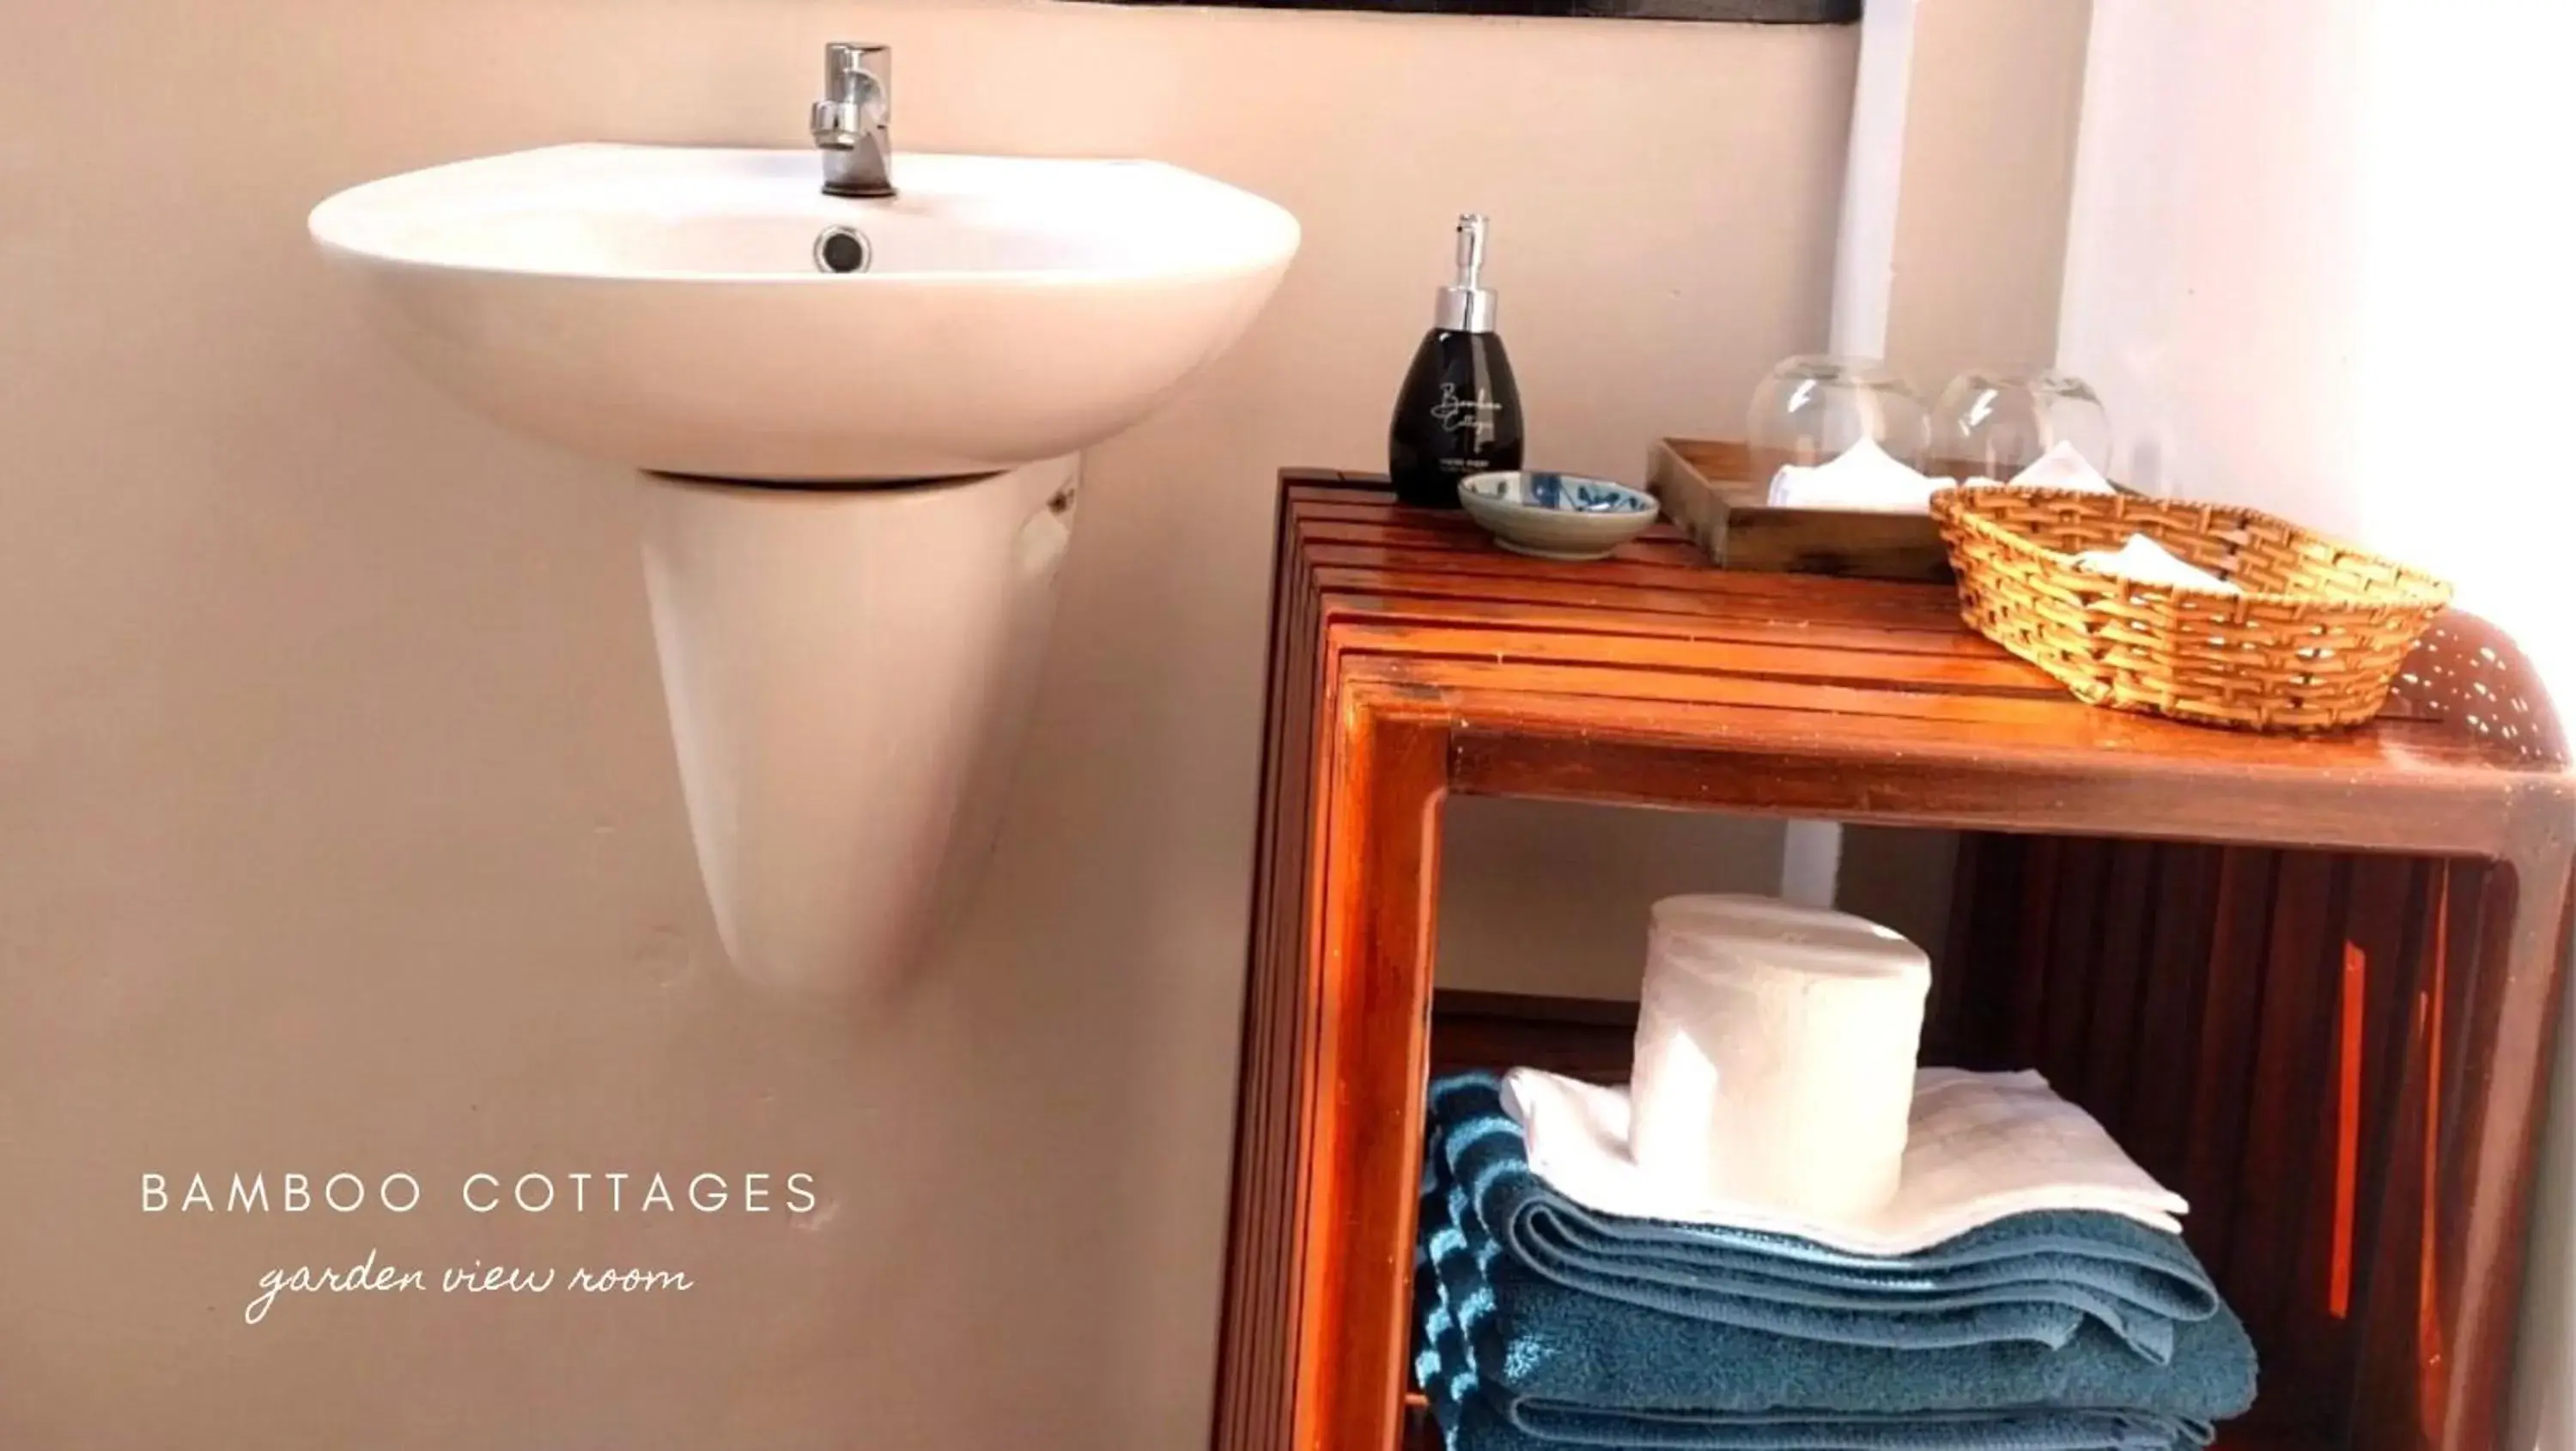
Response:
[[1388, 214, 1524, 509]]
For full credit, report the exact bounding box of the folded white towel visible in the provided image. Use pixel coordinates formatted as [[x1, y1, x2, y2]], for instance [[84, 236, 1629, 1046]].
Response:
[[1766, 437, 1947, 514], [1501, 1065, 2188, 1256], [2073, 533, 2239, 594]]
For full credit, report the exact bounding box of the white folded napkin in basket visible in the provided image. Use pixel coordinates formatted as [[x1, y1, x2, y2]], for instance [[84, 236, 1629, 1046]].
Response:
[[2073, 534, 2240, 594]]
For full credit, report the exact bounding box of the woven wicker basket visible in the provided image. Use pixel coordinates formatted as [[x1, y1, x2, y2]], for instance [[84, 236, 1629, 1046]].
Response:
[[1927, 488, 2453, 732]]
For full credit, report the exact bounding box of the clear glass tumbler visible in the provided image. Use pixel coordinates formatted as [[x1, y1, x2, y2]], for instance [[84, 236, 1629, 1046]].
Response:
[[1927, 370, 2111, 482], [1746, 355, 1931, 479]]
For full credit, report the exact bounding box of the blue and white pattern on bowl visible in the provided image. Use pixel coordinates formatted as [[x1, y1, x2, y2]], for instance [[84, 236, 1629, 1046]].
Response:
[[1457, 471, 1660, 562]]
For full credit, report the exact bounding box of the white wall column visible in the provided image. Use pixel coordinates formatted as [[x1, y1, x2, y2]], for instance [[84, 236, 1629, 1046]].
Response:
[[1797, 0, 2092, 924]]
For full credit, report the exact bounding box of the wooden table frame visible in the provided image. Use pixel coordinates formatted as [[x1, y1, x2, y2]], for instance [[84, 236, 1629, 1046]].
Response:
[[1211, 472, 2575, 1451]]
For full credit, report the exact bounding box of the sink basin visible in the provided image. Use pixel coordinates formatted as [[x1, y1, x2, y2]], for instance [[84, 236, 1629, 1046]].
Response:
[[308, 144, 1300, 481], [311, 140, 1299, 999]]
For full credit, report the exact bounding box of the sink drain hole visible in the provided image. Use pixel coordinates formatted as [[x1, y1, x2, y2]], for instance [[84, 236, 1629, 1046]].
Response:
[[813, 226, 873, 275]]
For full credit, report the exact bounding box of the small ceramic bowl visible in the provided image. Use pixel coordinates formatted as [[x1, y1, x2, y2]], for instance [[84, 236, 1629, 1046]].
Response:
[[1458, 471, 1661, 562]]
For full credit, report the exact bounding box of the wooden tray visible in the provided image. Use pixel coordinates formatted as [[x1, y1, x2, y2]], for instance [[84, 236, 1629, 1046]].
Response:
[[1647, 437, 1956, 582]]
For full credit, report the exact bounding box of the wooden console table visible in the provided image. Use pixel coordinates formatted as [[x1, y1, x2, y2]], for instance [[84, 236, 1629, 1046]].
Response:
[[1211, 471, 2573, 1451]]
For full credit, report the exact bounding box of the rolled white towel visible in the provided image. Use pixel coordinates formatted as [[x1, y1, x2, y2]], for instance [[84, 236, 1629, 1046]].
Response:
[[1626, 895, 1930, 1221]]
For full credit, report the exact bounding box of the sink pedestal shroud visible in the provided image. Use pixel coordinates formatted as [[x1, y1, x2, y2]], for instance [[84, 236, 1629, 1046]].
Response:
[[639, 458, 1078, 995]]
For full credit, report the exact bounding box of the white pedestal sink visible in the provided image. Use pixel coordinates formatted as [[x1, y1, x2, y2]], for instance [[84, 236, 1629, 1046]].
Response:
[[311, 145, 1299, 994]]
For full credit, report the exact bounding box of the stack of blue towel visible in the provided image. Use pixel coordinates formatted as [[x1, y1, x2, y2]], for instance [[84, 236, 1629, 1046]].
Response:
[[1414, 1074, 2257, 1451]]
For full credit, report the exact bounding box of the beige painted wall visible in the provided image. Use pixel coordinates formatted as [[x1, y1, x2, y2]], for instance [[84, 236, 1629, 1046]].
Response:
[[0, 2, 1852, 1445], [1880, 0, 2091, 387]]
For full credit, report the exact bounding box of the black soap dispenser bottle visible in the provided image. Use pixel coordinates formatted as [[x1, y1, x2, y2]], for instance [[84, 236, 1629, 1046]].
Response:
[[1389, 214, 1524, 508]]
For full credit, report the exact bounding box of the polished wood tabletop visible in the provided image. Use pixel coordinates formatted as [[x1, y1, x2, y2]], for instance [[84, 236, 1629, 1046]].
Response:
[[1287, 470, 2564, 828]]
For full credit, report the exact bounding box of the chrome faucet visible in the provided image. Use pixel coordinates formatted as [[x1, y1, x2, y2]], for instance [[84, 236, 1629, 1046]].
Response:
[[811, 43, 894, 199]]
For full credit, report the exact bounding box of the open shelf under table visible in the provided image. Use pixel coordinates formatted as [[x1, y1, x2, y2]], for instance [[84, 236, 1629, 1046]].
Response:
[[1415, 987, 2355, 1451]]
